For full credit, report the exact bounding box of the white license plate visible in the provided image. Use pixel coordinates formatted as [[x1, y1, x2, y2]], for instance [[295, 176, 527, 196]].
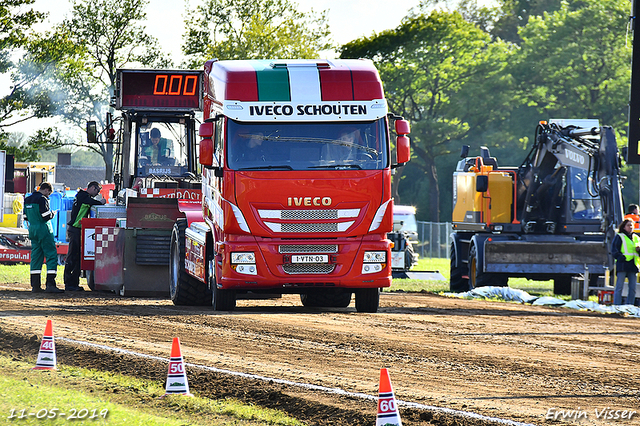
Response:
[[291, 255, 329, 263]]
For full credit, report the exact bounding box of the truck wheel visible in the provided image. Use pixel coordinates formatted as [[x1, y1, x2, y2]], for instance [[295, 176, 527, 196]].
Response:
[[468, 245, 508, 288], [169, 219, 212, 306], [300, 291, 351, 308], [553, 276, 572, 296], [404, 241, 416, 270], [355, 288, 380, 313], [449, 242, 469, 292], [209, 259, 236, 311]]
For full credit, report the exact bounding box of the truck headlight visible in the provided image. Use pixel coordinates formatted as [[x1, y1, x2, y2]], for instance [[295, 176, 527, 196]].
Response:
[[231, 252, 255, 264], [363, 251, 386, 263]]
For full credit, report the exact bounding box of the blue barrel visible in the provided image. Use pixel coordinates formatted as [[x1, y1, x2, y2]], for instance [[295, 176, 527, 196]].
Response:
[[56, 211, 68, 242], [49, 192, 63, 212]]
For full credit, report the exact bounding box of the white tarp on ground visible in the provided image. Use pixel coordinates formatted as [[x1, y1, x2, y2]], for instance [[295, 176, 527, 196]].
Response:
[[444, 286, 640, 318]]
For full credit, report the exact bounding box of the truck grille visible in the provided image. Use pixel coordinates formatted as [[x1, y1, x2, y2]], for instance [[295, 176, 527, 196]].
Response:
[[264, 221, 354, 233], [258, 208, 359, 234], [259, 209, 359, 220], [279, 244, 338, 254], [283, 223, 337, 233], [283, 210, 338, 220], [283, 264, 336, 274]]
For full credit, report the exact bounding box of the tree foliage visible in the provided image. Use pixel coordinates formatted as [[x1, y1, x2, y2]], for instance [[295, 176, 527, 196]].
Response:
[[0, 128, 65, 161], [341, 7, 511, 221], [510, 0, 631, 130], [47, 0, 171, 180], [0, 0, 47, 128], [0, 0, 77, 158], [182, 0, 332, 66], [491, 0, 563, 43]]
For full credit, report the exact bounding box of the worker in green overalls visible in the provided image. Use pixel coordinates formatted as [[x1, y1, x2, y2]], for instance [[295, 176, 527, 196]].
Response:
[[24, 182, 63, 293]]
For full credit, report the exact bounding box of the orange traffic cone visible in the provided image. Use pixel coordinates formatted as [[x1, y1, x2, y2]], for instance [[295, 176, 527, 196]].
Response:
[[163, 337, 192, 397], [33, 319, 56, 370], [377, 368, 402, 426]]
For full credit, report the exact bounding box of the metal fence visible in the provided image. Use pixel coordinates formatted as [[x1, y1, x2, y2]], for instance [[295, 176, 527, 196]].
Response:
[[415, 221, 452, 259]]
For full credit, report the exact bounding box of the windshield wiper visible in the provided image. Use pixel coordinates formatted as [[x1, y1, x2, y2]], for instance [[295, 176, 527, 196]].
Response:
[[308, 164, 362, 170], [238, 165, 293, 170]]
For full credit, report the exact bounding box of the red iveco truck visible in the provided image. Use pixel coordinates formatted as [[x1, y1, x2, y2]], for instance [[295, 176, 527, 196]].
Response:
[[170, 59, 410, 312]]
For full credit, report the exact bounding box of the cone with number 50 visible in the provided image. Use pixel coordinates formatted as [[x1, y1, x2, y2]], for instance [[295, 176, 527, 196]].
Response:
[[33, 319, 56, 370], [163, 337, 193, 397], [377, 368, 402, 426]]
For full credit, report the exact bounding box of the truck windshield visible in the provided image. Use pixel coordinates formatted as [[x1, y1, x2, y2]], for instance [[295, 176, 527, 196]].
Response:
[[136, 121, 189, 177], [569, 167, 602, 220], [226, 119, 389, 171]]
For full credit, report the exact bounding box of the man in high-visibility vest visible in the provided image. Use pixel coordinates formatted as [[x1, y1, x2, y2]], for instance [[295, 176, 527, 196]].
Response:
[[611, 219, 640, 305], [624, 204, 640, 233], [23, 182, 63, 293], [63, 181, 105, 291]]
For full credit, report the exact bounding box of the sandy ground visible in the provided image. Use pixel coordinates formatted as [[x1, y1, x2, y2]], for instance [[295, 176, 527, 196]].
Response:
[[0, 281, 638, 426]]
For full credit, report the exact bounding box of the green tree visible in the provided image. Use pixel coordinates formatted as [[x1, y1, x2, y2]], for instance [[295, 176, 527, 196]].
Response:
[[491, 0, 563, 43], [182, 0, 332, 66], [341, 7, 511, 221], [510, 0, 630, 131], [0, 0, 47, 129], [0, 129, 65, 161], [0, 1, 78, 159], [48, 0, 171, 181]]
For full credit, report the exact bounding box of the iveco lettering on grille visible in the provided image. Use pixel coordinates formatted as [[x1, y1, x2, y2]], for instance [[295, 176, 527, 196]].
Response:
[[287, 197, 332, 207]]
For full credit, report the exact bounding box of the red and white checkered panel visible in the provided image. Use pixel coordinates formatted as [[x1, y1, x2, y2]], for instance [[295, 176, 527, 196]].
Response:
[[94, 226, 124, 288]]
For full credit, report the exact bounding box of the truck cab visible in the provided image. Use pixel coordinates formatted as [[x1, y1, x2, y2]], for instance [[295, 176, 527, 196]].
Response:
[[171, 59, 411, 312]]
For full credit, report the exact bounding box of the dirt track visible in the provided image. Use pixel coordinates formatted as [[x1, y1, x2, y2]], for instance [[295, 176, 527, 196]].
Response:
[[0, 281, 638, 426]]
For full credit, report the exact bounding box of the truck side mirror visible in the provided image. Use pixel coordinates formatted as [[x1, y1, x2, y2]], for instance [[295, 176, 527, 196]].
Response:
[[476, 175, 488, 193], [87, 121, 97, 144], [396, 136, 410, 164], [199, 121, 215, 167], [395, 119, 410, 136], [395, 119, 411, 165]]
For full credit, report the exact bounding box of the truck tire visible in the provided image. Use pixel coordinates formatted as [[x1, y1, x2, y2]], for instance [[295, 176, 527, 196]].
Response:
[[404, 241, 416, 270], [169, 219, 212, 306], [355, 288, 380, 313], [449, 242, 469, 292], [468, 244, 508, 288], [300, 291, 351, 308], [553, 276, 572, 296], [209, 259, 236, 311]]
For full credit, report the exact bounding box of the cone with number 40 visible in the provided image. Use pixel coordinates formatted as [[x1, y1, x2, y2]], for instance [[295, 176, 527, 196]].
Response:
[[33, 319, 56, 370], [163, 337, 193, 397], [377, 368, 402, 426]]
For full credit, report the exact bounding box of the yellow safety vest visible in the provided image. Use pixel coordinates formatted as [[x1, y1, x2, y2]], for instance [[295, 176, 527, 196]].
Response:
[[619, 232, 640, 267]]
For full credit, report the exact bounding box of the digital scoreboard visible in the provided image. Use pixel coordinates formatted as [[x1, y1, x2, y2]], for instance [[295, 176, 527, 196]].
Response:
[[116, 69, 203, 111]]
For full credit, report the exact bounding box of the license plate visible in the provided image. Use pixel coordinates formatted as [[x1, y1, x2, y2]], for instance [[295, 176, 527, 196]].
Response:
[[291, 255, 329, 263]]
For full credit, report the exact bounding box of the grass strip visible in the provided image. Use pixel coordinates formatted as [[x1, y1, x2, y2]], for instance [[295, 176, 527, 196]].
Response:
[[0, 354, 303, 426]]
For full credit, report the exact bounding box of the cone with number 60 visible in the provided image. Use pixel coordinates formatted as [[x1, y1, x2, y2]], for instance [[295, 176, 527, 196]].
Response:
[[377, 368, 402, 426], [163, 337, 192, 397], [33, 319, 56, 370]]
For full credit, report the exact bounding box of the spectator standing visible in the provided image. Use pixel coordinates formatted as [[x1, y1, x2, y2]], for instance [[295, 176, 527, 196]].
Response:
[[611, 219, 640, 305], [624, 204, 640, 232], [23, 182, 63, 293], [63, 181, 106, 291]]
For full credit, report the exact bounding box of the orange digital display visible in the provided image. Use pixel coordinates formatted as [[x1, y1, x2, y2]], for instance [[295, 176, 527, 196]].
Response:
[[118, 70, 202, 110]]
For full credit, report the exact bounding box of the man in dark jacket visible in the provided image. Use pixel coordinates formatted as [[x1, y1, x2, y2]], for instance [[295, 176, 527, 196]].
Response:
[[63, 181, 106, 291], [24, 182, 63, 293]]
